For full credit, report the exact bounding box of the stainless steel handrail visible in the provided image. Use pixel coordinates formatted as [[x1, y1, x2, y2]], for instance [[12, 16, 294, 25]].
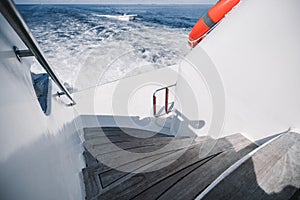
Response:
[[153, 84, 176, 116], [0, 0, 76, 105]]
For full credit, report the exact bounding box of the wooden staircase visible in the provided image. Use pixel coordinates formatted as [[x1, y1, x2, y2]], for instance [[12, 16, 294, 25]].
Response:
[[82, 127, 257, 200]]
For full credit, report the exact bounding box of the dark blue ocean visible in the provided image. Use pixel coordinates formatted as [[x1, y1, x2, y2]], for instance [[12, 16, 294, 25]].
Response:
[[17, 4, 211, 87]]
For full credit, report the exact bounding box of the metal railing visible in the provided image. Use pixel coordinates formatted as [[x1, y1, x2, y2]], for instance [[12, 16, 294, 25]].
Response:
[[0, 0, 76, 106], [153, 84, 176, 117]]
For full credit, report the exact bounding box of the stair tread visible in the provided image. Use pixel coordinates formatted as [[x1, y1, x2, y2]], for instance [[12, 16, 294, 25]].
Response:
[[82, 127, 258, 200]]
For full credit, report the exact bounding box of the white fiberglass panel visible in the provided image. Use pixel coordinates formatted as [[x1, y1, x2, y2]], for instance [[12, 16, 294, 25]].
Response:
[[0, 14, 84, 200], [176, 0, 300, 142]]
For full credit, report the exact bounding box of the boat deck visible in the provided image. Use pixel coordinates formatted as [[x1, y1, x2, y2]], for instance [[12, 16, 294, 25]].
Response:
[[82, 127, 257, 200], [202, 132, 300, 200]]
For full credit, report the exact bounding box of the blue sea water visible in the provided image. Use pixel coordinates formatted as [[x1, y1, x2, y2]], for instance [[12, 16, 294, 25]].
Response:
[[17, 4, 211, 88]]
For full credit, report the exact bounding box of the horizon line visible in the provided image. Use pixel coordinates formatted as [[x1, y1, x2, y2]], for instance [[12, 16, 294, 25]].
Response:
[[15, 3, 213, 5]]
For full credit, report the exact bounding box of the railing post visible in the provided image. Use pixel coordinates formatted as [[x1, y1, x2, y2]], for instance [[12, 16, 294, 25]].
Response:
[[153, 95, 156, 116], [165, 87, 169, 114]]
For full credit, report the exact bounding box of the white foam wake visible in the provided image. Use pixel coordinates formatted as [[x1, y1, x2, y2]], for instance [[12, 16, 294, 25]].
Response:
[[30, 12, 191, 91]]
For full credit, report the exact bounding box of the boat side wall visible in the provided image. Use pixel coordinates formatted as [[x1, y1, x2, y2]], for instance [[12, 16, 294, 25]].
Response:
[[174, 0, 300, 142], [0, 14, 85, 200]]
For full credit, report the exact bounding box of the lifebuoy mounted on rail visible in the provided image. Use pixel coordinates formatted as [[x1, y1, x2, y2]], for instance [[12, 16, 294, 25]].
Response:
[[188, 0, 240, 48]]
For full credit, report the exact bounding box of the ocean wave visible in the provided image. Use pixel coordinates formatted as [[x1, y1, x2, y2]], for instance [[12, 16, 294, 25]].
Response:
[[18, 4, 210, 90]]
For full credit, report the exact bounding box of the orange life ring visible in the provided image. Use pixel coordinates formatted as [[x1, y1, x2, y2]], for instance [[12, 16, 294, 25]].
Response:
[[188, 0, 240, 48]]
